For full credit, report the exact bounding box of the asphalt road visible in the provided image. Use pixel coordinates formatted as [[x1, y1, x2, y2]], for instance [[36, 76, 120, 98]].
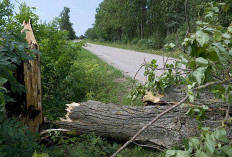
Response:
[[84, 43, 174, 83]]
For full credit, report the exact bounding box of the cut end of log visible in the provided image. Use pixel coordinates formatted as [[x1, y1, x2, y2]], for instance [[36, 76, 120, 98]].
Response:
[[61, 102, 80, 122]]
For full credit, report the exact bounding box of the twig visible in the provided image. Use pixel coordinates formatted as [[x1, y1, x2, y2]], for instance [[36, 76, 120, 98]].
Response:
[[193, 77, 232, 91], [133, 142, 163, 152], [14, 0, 21, 5], [225, 105, 230, 120], [40, 129, 70, 135], [111, 95, 188, 157], [150, 66, 192, 72], [134, 63, 145, 80]]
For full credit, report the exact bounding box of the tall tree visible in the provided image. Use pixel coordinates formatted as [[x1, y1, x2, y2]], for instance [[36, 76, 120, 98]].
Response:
[[59, 7, 76, 40]]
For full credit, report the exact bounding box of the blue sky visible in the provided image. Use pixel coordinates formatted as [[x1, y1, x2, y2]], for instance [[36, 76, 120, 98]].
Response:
[[13, 0, 103, 36]]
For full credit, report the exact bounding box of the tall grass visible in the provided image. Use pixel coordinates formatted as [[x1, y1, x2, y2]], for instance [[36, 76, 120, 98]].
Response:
[[42, 48, 142, 120]]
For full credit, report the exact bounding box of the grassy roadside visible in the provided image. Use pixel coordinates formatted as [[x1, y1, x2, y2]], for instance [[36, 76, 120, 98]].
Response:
[[69, 48, 143, 105], [43, 48, 143, 120], [87, 40, 182, 59], [41, 48, 160, 156]]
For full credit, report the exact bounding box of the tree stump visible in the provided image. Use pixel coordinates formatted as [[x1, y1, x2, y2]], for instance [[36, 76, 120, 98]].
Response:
[[5, 20, 43, 133], [22, 20, 43, 132]]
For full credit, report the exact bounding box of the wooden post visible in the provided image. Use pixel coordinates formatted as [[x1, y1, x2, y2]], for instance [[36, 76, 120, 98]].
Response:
[[22, 20, 43, 132]]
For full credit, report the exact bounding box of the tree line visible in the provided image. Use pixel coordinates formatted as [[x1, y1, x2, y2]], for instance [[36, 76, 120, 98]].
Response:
[[85, 0, 232, 49]]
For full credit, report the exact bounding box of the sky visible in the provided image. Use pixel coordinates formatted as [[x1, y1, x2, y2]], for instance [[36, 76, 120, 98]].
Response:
[[13, 0, 104, 36]]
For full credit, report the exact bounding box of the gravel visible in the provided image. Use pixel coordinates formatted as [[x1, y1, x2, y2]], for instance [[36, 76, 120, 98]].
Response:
[[84, 43, 175, 83]]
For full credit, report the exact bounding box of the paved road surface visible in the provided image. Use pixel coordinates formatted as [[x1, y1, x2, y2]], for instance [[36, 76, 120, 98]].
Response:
[[84, 43, 174, 83]]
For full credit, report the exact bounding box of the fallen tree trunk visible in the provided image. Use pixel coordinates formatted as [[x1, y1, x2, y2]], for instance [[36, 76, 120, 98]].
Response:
[[56, 86, 232, 150]]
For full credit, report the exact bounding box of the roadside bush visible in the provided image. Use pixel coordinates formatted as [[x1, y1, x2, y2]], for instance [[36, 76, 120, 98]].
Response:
[[136, 38, 163, 50], [137, 38, 147, 48], [121, 36, 129, 44], [164, 33, 177, 46], [130, 38, 139, 45], [39, 19, 84, 120]]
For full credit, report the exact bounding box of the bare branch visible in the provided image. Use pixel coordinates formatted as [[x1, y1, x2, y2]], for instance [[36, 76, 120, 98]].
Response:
[[134, 63, 145, 80], [133, 142, 163, 151], [40, 129, 70, 135], [193, 77, 232, 91]]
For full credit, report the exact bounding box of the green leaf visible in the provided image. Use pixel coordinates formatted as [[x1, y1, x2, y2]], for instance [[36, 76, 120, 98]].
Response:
[[169, 43, 175, 48], [228, 25, 232, 33], [207, 46, 219, 61], [190, 137, 200, 148], [196, 31, 210, 47], [7, 127, 14, 137], [213, 42, 226, 52], [221, 145, 232, 157], [0, 113, 5, 123], [212, 7, 219, 13], [201, 127, 210, 131], [14, 121, 21, 127], [176, 150, 190, 157], [213, 128, 228, 143], [205, 140, 216, 155], [222, 33, 231, 39], [8, 119, 16, 126], [166, 150, 176, 157], [214, 31, 222, 41], [229, 49, 232, 56], [188, 90, 194, 103], [186, 108, 193, 116], [196, 57, 208, 67], [19, 125, 28, 130], [179, 55, 188, 65], [227, 91, 232, 104], [224, 39, 231, 45], [195, 150, 210, 157], [0, 77, 7, 85], [193, 70, 205, 85], [0, 92, 5, 105]]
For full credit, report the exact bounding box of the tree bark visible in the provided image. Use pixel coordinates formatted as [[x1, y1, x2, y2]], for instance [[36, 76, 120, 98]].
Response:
[[56, 86, 231, 150]]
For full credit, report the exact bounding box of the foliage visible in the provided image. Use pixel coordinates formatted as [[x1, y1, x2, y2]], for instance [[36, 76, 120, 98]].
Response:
[[59, 7, 76, 40], [41, 133, 158, 157], [84, 28, 97, 40], [166, 127, 232, 157], [0, 115, 39, 156], [38, 19, 83, 120], [32, 151, 49, 157], [85, 0, 231, 49], [15, 2, 39, 25], [128, 2, 232, 157], [0, 0, 13, 26], [0, 1, 42, 156]]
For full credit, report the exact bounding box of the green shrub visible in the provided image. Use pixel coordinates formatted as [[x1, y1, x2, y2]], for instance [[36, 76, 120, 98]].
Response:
[[137, 38, 147, 48], [130, 38, 139, 45], [39, 19, 84, 120]]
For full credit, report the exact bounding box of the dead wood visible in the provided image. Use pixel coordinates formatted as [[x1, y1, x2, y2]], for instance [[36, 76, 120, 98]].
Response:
[[56, 86, 231, 151]]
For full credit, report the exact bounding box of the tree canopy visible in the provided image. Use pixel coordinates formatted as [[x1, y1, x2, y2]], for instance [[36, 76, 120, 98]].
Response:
[[86, 0, 232, 49], [59, 7, 76, 40]]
